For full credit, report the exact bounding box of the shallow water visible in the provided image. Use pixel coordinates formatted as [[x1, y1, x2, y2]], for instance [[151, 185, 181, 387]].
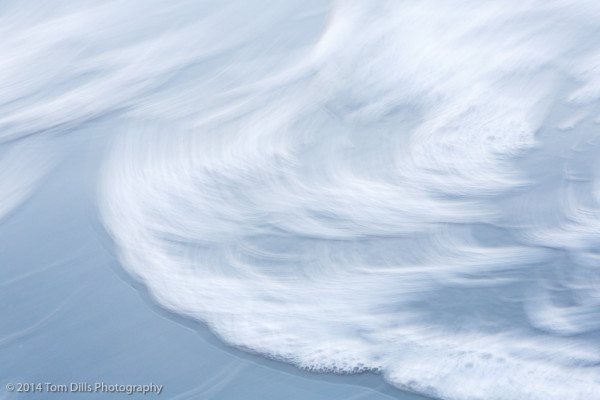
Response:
[[2, 1, 600, 399]]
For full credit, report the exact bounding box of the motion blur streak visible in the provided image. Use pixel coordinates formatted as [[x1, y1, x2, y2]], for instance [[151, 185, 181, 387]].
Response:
[[3, 1, 600, 399]]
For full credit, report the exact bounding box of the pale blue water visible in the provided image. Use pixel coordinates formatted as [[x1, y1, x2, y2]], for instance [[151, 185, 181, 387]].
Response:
[[2, 1, 600, 399]]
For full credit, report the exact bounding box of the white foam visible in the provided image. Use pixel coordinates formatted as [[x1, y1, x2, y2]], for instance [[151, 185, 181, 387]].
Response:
[[7, 0, 598, 399]]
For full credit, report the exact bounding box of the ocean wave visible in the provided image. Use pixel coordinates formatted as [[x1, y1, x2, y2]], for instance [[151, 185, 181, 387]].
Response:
[[100, 1, 600, 399], [3, 0, 599, 399], [99, 1, 600, 399]]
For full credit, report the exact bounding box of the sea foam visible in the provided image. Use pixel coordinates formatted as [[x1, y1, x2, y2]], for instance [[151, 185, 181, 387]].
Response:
[[99, 2, 600, 399], [2, 1, 599, 399]]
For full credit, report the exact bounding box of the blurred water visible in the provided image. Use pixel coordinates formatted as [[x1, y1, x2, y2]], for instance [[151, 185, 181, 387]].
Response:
[[2, 1, 600, 399]]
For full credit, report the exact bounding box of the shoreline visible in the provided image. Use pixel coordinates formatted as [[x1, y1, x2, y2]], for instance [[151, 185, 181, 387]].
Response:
[[1, 129, 429, 400]]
